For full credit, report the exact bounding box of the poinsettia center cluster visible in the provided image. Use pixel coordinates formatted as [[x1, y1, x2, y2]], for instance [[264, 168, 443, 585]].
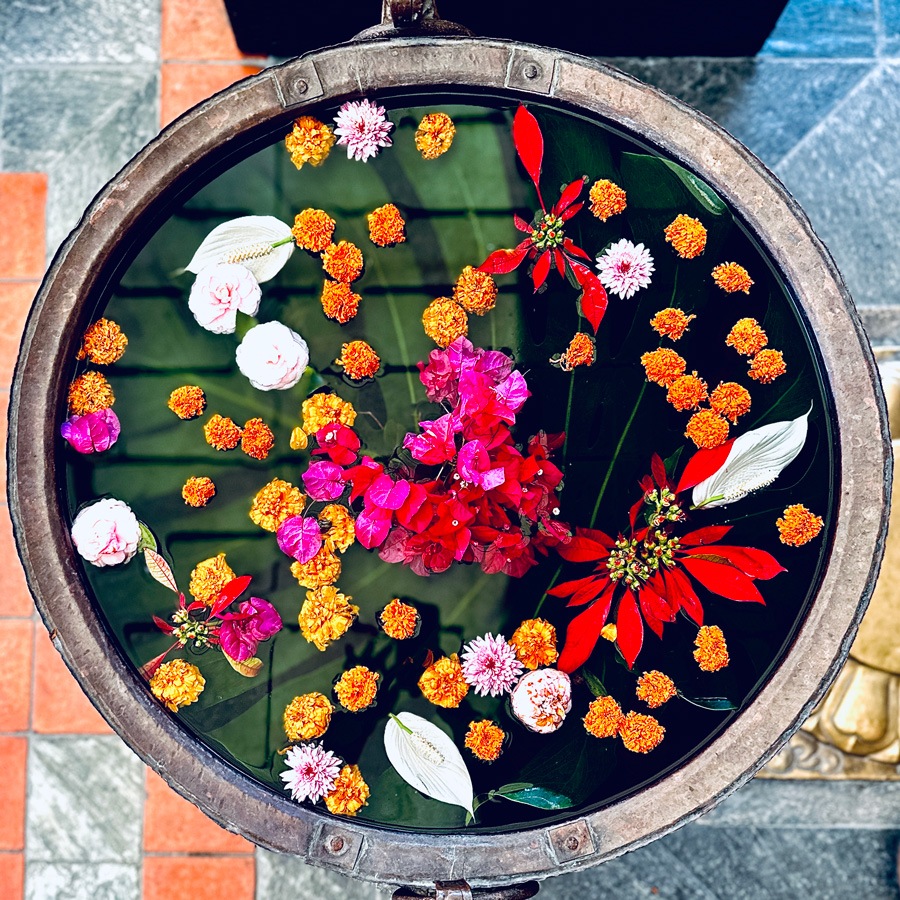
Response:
[[531, 212, 565, 250]]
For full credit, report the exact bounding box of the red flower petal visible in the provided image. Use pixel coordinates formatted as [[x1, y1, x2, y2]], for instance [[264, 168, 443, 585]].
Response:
[[675, 440, 736, 494], [685, 545, 785, 580], [532, 250, 552, 291], [562, 238, 591, 261], [513, 214, 532, 233], [651, 453, 668, 490], [513, 105, 545, 206], [553, 178, 586, 215], [570, 263, 608, 334], [557, 582, 615, 673], [681, 525, 732, 546], [616, 590, 644, 669], [478, 240, 532, 274], [553, 249, 566, 276], [355, 507, 393, 549], [559, 202, 584, 221], [568, 577, 609, 608], [366, 474, 411, 510], [557, 534, 610, 563], [547, 573, 601, 598], [680, 557, 765, 603], [666, 568, 704, 626], [152, 615, 174, 635], [210, 575, 252, 617]]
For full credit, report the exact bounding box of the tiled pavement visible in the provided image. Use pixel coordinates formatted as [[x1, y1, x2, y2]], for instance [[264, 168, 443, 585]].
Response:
[[2, 0, 900, 897]]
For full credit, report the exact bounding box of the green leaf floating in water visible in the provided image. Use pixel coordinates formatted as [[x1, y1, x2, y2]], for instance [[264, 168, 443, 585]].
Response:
[[497, 786, 574, 811], [678, 693, 738, 711], [619, 152, 726, 216]]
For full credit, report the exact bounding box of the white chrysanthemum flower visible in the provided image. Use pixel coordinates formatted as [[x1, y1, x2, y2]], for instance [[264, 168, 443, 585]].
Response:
[[333, 100, 394, 163], [280, 743, 342, 803], [460, 633, 524, 697], [595, 239, 655, 299]]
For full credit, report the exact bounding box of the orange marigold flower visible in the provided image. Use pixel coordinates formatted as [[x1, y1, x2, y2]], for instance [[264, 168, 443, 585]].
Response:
[[378, 598, 420, 640], [555, 332, 595, 372], [464, 720, 505, 762], [509, 618, 558, 670], [619, 711, 665, 753], [291, 208, 335, 253], [367, 203, 406, 246], [301, 392, 357, 435], [453, 266, 498, 315], [777, 503, 824, 547], [667, 373, 708, 412], [334, 665, 379, 712], [650, 307, 695, 341], [418, 653, 469, 708], [150, 659, 205, 712], [182, 476, 216, 508], [685, 409, 729, 449], [641, 348, 687, 388], [583, 695, 624, 738], [285, 116, 335, 169], [68, 371, 115, 415], [289, 426, 308, 450], [188, 553, 235, 605], [299, 584, 358, 651], [76, 318, 127, 365], [322, 240, 364, 283], [319, 504, 355, 553], [636, 671, 677, 709], [283, 692, 333, 742], [709, 381, 752, 423], [748, 348, 786, 383], [324, 764, 370, 816], [664, 214, 707, 259], [320, 280, 361, 324], [588, 178, 627, 221], [291, 545, 342, 589], [694, 625, 729, 672], [241, 417, 275, 460], [600, 623, 618, 642], [415, 112, 456, 159], [336, 340, 380, 380], [249, 478, 305, 532], [726, 317, 768, 356], [422, 297, 468, 347], [203, 414, 241, 451], [167, 385, 206, 420], [712, 261, 753, 294]]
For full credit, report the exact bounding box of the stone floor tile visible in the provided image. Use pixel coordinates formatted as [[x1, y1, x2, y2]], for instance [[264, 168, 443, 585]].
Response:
[[25, 862, 139, 900], [0, 283, 39, 389], [143, 856, 255, 900], [26, 736, 143, 863], [0, 854, 24, 900], [162, 0, 250, 61], [0, 737, 27, 851], [255, 851, 390, 900], [859, 305, 900, 345], [0, 175, 46, 279], [0, 393, 8, 501], [879, 0, 900, 55], [0, 619, 32, 731], [0, 505, 35, 618], [760, 0, 877, 57], [160, 63, 262, 127]]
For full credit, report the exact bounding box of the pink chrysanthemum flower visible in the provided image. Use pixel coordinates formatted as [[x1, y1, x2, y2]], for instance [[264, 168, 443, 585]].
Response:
[[595, 238, 655, 300], [333, 100, 394, 163], [280, 742, 342, 803], [461, 633, 524, 697]]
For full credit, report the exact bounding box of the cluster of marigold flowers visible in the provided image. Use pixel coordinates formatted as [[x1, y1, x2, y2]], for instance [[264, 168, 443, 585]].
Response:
[[67, 318, 128, 415], [421, 265, 499, 347]]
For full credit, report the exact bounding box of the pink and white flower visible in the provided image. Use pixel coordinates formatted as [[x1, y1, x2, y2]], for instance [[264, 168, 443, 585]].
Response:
[[235, 321, 309, 391], [188, 263, 261, 334], [71, 497, 141, 567], [460, 633, 523, 697], [510, 669, 572, 733], [333, 99, 393, 162], [595, 239, 654, 300], [280, 743, 342, 803]]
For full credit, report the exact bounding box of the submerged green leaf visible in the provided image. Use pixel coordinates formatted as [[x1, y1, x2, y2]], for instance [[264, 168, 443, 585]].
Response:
[[497, 786, 574, 811], [678, 693, 738, 711]]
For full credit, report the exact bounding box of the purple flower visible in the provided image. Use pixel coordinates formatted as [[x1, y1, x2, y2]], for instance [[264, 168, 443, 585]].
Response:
[[280, 743, 342, 803], [456, 440, 506, 491], [276, 515, 323, 564], [333, 99, 393, 163], [218, 596, 283, 662], [302, 461, 346, 501], [461, 633, 524, 697], [60, 408, 120, 454]]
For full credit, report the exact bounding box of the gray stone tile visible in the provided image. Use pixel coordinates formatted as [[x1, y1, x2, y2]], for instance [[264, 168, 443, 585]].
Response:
[[25, 862, 139, 900], [255, 850, 391, 899], [0, 0, 159, 64], [881, 1, 900, 56], [26, 736, 143, 864], [760, 0, 877, 57], [857, 305, 900, 345]]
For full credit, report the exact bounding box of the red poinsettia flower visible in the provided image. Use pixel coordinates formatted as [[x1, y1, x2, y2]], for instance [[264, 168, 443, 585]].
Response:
[[477, 106, 608, 332], [550, 449, 785, 672]]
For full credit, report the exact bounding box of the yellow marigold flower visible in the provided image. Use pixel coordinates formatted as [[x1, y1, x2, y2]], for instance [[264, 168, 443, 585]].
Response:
[[285, 116, 335, 169], [167, 385, 206, 420], [453, 265, 498, 315], [249, 478, 305, 532], [324, 764, 370, 816], [291, 208, 335, 253], [336, 340, 380, 381], [334, 665, 379, 712], [619, 711, 665, 753], [68, 371, 115, 415], [666, 373, 708, 412], [422, 297, 468, 347], [418, 653, 469, 708], [636, 671, 677, 709], [777, 503, 824, 547], [203, 414, 242, 451], [299, 585, 359, 651], [664, 214, 707, 259], [319, 504, 355, 553], [150, 659, 205, 712], [291, 546, 342, 589], [182, 476, 216, 508], [709, 381, 752, 423], [650, 307, 695, 341], [188, 553, 235, 605], [464, 720, 505, 762], [509, 618, 558, 670], [641, 348, 686, 388], [378, 598, 420, 640], [694, 625, 729, 672], [748, 348, 786, 383], [726, 317, 768, 356], [241, 417, 275, 460], [289, 426, 308, 450], [320, 280, 361, 324], [283, 692, 333, 742], [415, 112, 456, 159], [588, 178, 627, 221], [685, 409, 729, 449], [322, 240, 364, 283], [301, 392, 357, 435], [557, 333, 595, 372], [367, 203, 406, 246], [76, 318, 127, 365], [712, 261, 753, 294], [583, 695, 624, 738], [600, 623, 617, 642]]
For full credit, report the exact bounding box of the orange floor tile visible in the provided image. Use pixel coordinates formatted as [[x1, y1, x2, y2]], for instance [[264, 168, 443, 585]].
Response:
[[0, 620, 32, 732], [0, 174, 47, 279], [0, 854, 24, 900], [160, 63, 262, 127], [162, 0, 248, 61], [0, 509, 34, 618], [0, 738, 27, 850], [143, 855, 255, 900], [0, 283, 39, 389]]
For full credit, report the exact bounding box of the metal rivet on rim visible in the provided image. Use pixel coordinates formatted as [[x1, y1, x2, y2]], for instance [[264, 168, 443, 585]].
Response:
[[564, 836, 580, 852], [327, 835, 346, 854], [293, 79, 309, 95], [523, 63, 540, 80]]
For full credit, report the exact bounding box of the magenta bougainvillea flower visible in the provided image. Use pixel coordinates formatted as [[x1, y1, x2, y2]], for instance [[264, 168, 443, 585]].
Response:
[[276, 515, 323, 564], [218, 596, 283, 662], [60, 408, 121, 454]]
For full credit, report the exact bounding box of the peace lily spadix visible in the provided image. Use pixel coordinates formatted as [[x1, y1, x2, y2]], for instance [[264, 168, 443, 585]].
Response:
[[384, 712, 474, 816], [692, 408, 811, 509], [186, 215, 294, 282]]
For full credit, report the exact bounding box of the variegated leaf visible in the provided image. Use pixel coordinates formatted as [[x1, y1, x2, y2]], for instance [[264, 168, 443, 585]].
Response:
[[144, 548, 179, 592], [223, 652, 263, 677], [186, 215, 294, 282]]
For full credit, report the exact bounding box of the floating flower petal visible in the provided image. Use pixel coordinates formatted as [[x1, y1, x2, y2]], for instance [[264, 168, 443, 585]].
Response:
[[186, 215, 294, 283]]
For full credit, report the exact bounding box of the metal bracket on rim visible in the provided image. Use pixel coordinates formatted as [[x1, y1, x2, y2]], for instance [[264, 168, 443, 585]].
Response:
[[392, 881, 540, 899], [354, 0, 473, 40]]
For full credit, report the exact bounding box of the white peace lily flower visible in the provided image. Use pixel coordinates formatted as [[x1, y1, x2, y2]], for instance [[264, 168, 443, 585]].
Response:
[[186, 215, 294, 282], [384, 712, 474, 816], [692, 408, 811, 509]]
